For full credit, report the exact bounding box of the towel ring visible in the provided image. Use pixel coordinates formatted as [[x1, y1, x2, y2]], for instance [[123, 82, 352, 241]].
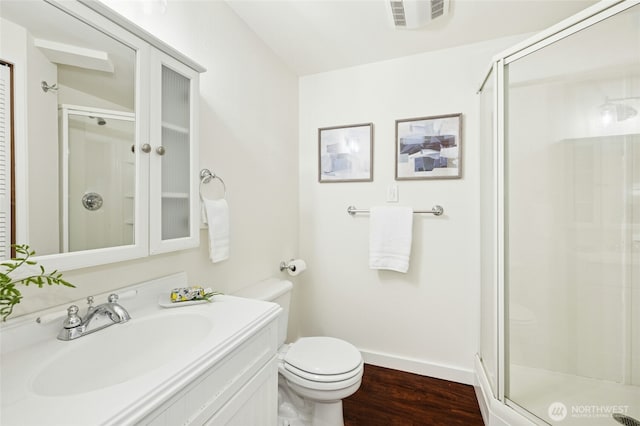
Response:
[[199, 169, 227, 200]]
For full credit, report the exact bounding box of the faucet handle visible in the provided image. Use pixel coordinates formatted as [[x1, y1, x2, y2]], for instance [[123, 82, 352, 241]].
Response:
[[85, 296, 95, 316], [63, 305, 82, 329], [107, 293, 119, 303]]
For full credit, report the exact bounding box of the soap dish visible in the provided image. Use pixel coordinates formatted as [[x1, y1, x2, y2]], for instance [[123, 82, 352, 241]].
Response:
[[158, 294, 209, 308]]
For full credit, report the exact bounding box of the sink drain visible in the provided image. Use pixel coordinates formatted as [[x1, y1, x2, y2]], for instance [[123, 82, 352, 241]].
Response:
[[613, 414, 640, 426]]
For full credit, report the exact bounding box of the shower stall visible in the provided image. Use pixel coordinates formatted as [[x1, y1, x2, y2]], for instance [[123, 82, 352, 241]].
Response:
[[477, 1, 640, 425]]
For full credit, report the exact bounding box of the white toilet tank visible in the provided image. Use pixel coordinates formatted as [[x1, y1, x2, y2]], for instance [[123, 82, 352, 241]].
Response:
[[233, 278, 293, 346]]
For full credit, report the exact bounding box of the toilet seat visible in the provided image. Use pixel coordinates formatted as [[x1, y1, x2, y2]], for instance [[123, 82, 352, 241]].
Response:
[[284, 362, 362, 383], [284, 336, 362, 377], [281, 361, 364, 392]]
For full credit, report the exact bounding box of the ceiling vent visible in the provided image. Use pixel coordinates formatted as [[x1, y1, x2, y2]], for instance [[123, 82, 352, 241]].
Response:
[[387, 0, 450, 29]]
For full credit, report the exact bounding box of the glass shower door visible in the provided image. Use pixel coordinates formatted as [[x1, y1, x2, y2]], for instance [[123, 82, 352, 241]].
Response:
[[504, 4, 640, 425]]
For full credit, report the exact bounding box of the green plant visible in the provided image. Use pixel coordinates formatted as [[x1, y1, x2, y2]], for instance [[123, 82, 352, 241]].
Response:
[[0, 244, 75, 321]]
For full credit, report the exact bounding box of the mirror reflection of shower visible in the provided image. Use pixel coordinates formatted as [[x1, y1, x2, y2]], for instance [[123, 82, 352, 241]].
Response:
[[59, 105, 135, 253], [88, 116, 107, 126]]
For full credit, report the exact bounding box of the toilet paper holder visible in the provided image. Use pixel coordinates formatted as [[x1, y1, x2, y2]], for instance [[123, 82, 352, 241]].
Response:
[[279, 259, 306, 275]]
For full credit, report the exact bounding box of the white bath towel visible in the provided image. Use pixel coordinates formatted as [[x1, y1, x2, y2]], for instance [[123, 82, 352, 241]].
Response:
[[369, 206, 413, 273], [204, 198, 229, 263]]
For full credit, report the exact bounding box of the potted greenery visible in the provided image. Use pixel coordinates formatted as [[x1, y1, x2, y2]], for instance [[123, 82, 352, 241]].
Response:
[[0, 244, 75, 321]]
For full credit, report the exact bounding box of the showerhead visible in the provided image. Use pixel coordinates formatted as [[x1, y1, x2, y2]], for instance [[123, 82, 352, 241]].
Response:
[[600, 96, 639, 125], [88, 116, 107, 126], [600, 102, 637, 124]]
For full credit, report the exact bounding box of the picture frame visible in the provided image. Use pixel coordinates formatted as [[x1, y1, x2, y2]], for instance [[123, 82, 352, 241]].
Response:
[[395, 113, 462, 180], [318, 123, 373, 183]]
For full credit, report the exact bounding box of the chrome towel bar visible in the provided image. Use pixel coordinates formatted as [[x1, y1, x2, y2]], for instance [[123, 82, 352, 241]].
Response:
[[347, 205, 444, 216]]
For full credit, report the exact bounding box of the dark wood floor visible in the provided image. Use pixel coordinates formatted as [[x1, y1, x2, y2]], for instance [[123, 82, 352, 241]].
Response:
[[343, 364, 484, 426]]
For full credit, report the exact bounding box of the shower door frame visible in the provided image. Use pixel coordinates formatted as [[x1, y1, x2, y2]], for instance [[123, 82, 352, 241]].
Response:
[[477, 0, 640, 424]]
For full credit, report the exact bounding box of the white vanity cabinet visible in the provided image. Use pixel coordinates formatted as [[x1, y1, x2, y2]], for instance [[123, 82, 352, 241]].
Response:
[[140, 319, 279, 426], [148, 52, 201, 254]]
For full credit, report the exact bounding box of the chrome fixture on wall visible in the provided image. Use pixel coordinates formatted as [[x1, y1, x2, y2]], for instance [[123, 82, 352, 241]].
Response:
[[279, 259, 307, 276], [81, 192, 103, 211], [600, 96, 640, 124], [41, 81, 58, 93], [346, 205, 444, 216], [199, 168, 227, 200], [89, 116, 107, 126]]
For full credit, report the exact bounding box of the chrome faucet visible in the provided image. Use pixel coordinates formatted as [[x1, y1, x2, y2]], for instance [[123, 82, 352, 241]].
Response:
[[58, 294, 131, 341]]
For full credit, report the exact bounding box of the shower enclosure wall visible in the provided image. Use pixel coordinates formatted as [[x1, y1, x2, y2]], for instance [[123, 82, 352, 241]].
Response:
[[477, 1, 640, 425]]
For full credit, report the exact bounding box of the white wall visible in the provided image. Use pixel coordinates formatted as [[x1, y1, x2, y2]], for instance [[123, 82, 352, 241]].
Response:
[[13, 0, 299, 316], [297, 35, 526, 384], [2, 17, 62, 256], [58, 84, 133, 112], [26, 28, 60, 255]]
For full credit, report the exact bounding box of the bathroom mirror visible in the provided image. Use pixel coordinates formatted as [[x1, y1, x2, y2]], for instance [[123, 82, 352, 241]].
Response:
[[0, 1, 137, 259]]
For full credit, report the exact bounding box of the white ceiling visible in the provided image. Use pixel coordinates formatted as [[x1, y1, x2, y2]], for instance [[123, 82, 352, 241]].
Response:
[[226, 0, 600, 76]]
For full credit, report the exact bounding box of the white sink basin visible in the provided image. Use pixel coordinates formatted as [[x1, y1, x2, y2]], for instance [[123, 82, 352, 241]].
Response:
[[31, 312, 212, 396]]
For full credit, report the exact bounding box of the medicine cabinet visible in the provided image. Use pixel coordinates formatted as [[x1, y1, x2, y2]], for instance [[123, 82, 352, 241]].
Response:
[[0, 0, 205, 271]]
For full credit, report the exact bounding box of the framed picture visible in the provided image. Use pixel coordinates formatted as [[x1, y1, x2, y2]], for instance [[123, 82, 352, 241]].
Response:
[[395, 113, 462, 180], [318, 123, 373, 182]]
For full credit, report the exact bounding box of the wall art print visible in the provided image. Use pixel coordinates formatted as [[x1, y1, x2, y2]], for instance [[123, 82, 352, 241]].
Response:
[[395, 113, 462, 180], [318, 123, 373, 183]]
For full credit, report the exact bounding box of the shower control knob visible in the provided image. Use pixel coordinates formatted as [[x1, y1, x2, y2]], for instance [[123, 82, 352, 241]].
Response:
[[156, 146, 166, 156], [141, 143, 151, 153], [82, 192, 103, 211]]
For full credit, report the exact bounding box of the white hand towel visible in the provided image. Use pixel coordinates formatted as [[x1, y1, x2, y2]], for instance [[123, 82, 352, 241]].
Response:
[[204, 198, 229, 263], [369, 206, 413, 273]]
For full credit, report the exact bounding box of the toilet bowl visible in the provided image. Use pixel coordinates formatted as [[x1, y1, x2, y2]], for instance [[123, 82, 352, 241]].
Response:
[[283, 336, 363, 396], [234, 279, 363, 426], [278, 337, 363, 425]]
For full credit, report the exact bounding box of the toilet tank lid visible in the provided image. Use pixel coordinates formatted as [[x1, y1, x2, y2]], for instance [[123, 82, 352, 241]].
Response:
[[233, 278, 293, 301]]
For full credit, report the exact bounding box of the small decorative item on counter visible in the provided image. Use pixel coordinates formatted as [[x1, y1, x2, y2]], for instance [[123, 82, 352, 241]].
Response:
[[170, 286, 222, 303]]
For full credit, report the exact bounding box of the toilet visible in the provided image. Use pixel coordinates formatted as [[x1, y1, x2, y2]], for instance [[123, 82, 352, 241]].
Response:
[[234, 279, 363, 426]]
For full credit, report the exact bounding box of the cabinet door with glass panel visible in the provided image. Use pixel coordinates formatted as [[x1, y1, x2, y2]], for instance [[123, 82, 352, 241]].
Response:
[[148, 51, 200, 254]]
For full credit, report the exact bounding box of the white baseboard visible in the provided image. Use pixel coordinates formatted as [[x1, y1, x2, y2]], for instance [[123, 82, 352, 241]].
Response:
[[359, 349, 476, 385]]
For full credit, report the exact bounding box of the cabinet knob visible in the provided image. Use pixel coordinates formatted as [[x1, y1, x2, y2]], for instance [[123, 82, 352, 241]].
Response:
[[156, 146, 166, 156], [141, 143, 151, 153]]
